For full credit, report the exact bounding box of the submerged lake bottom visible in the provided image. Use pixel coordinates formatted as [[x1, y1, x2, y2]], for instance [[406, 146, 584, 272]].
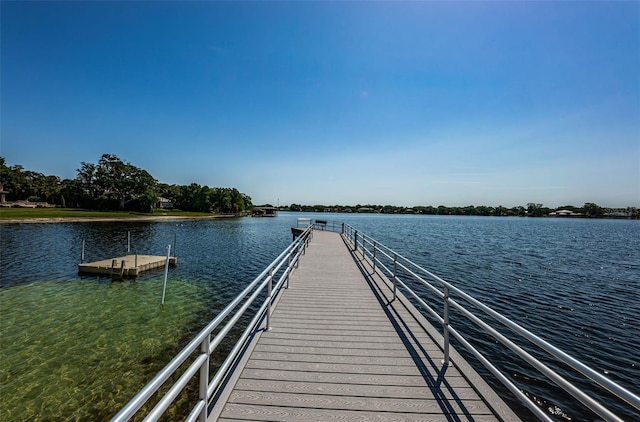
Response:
[[1, 277, 206, 420], [0, 213, 638, 421]]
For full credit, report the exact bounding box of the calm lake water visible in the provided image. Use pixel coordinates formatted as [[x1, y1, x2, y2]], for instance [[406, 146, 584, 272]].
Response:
[[1, 213, 638, 421]]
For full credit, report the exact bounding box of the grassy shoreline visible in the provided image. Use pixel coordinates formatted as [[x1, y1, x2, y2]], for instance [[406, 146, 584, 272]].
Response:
[[0, 208, 236, 223]]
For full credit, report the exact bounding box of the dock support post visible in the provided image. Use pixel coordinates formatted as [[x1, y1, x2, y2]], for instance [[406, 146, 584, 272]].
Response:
[[393, 254, 398, 301], [443, 286, 450, 366], [266, 268, 273, 331], [81, 239, 85, 264], [127, 231, 131, 255], [161, 245, 171, 305], [110, 259, 117, 279]]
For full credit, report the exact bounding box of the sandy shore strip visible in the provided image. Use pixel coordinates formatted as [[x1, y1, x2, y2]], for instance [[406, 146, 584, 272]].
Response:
[[0, 215, 239, 224]]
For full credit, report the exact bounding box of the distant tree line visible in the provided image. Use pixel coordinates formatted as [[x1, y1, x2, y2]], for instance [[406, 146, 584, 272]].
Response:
[[0, 154, 252, 214], [286, 203, 639, 219]]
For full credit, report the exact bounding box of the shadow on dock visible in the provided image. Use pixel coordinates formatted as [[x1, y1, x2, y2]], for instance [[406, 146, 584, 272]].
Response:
[[342, 232, 519, 421]]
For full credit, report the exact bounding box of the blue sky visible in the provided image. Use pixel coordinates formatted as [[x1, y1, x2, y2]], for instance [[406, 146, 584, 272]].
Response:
[[2, 1, 638, 208]]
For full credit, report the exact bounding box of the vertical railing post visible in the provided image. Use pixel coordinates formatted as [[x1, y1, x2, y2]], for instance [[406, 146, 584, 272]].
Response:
[[295, 241, 301, 268], [443, 286, 450, 366], [393, 254, 398, 301], [266, 267, 273, 331], [354, 230, 358, 252], [372, 241, 377, 274], [286, 253, 291, 289], [199, 335, 210, 422]]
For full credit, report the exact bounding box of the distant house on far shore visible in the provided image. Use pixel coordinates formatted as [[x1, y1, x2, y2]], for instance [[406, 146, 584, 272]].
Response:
[[549, 209, 583, 217], [157, 197, 174, 209], [252, 206, 277, 217]]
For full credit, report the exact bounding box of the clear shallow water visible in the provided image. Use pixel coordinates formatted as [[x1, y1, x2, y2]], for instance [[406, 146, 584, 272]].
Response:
[[0, 218, 292, 421], [0, 214, 638, 421], [1, 277, 206, 421]]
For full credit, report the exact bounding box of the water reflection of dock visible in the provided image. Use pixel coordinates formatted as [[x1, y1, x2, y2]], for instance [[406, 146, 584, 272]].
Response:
[[78, 255, 176, 278]]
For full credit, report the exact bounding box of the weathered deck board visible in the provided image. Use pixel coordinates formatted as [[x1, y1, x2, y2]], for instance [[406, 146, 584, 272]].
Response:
[[235, 368, 475, 389], [218, 405, 502, 422], [225, 390, 494, 414], [212, 230, 519, 422], [233, 379, 481, 400]]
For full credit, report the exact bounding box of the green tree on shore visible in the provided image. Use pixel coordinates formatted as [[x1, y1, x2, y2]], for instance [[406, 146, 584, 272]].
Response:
[[1, 155, 252, 214], [77, 154, 157, 210], [582, 202, 604, 218]]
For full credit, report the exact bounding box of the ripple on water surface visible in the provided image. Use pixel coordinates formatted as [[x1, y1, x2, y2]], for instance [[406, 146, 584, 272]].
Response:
[[0, 276, 207, 421]]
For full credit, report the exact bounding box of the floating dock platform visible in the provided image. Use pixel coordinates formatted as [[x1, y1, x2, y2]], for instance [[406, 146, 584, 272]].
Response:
[[78, 255, 176, 278]]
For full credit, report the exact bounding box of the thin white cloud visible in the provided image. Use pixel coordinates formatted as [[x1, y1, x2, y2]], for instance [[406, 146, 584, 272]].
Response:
[[486, 185, 562, 191], [207, 45, 225, 53]]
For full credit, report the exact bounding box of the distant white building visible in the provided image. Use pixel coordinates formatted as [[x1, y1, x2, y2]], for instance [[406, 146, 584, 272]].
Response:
[[157, 197, 174, 209], [549, 209, 582, 217], [605, 210, 632, 218]]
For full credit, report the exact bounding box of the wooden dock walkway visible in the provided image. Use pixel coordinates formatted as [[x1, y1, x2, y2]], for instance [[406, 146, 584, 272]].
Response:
[[210, 230, 519, 421]]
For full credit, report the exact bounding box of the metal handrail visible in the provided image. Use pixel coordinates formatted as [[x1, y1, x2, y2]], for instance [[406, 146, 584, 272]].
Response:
[[337, 222, 639, 422], [111, 225, 314, 422]]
